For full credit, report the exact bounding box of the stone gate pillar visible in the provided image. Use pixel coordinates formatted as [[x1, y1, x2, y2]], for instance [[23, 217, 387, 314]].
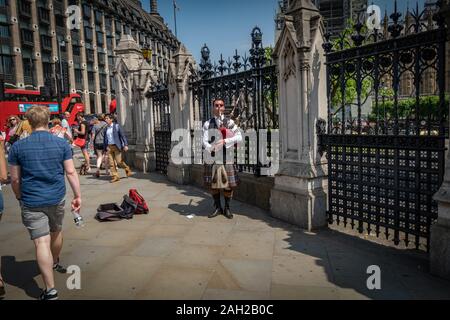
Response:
[[431, 0, 450, 281], [167, 45, 196, 184], [270, 0, 328, 231], [114, 34, 157, 172]]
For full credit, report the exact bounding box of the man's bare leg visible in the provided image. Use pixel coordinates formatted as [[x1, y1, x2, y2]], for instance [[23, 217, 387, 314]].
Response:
[[50, 231, 63, 264], [33, 235, 55, 290]]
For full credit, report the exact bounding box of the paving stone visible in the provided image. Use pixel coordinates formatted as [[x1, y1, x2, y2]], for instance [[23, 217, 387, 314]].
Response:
[[272, 254, 335, 288], [165, 244, 225, 270], [208, 259, 272, 293], [270, 284, 339, 300], [222, 230, 275, 260], [129, 237, 180, 258], [183, 222, 235, 246], [136, 264, 213, 300], [69, 255, 163, 299]]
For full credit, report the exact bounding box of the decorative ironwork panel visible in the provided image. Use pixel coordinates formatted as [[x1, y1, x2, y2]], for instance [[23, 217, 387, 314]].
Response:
[[147, 87, 171, 175], [320, 2, 448, 251], [154, 130, 171, 174]]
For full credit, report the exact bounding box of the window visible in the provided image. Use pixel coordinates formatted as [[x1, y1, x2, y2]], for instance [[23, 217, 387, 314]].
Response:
[[22, 56, 35, 85], [108, 56, 114, 68], [0, 13, 7, 23], [0, 0, 7, 7], [106, 37, 113, 50], [39, 8, 50, 22], [21, 28, 34, 45], [75, 69, 83, 88], [86, 49, 95, 62], [40, 35, 52, 50], [72, 45, 80, 56], [100, 74, 107, 89], [0, 55, 13, 76], [84, 27, 93, 42], [0, 25, 9, 38], [19, 0, 32, 16], [88, 72, 95, 90], [96, 31, 104, 46], [43, 62, 52, 80], [98, 53, 105, 65], [110, 76, 116, 93], [83, 4, 91, 19], [115, 20, 121, 32], [95, 10, 102, 24], [55, 15, 65, 28], [105, 17, 112, 28]]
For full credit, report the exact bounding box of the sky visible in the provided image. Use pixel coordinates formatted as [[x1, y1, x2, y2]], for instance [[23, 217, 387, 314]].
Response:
[[142, 0, 427, 64]]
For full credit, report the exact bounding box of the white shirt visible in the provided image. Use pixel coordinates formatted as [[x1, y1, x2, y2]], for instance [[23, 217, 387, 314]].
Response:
[[202, 115, 242, 152], [106, 124, 115, 145], [61, 119, 72, 138]]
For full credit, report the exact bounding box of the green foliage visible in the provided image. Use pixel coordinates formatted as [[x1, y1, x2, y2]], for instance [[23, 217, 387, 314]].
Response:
[[330, 20, 373, 113], [368, 95, 450, 121], [264, 46, 273, 66]]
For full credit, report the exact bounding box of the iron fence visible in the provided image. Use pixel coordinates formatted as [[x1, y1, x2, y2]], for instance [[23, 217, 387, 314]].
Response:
[[319, 2, 448, 251]]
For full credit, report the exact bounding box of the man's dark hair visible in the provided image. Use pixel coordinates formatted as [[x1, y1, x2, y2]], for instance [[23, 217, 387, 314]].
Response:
[[76, 112, 84, 118], [212, 98, 225, 106]]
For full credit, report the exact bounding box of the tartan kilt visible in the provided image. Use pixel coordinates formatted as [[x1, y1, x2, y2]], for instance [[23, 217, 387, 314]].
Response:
[[204, 164, 240, 189]]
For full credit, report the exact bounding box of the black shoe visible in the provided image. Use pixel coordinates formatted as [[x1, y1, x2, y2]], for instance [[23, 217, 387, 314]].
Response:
[[223, 207, 233, 219], [224, 196, 233, 219], [208, 208, 223, 218], [39, 288, 58, 300], [209, 194, 223, 218], [53, 261, 67, 274]]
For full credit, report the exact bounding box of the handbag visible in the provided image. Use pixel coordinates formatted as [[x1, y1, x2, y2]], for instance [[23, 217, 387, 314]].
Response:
[[73, 137, 86, 148], [8, 134, 19, 145]]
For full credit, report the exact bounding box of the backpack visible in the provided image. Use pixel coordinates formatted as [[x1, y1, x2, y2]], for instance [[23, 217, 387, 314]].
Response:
[[129, 189, 149, 214], [94, 124, 107, 145]]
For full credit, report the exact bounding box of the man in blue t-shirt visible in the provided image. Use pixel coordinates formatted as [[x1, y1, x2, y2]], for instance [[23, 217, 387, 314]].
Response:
[[8, 106, 82, 300]]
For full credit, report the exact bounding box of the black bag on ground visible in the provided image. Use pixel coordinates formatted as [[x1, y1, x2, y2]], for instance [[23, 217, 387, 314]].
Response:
[[95, 203, 124, 222], [95, 196, 137, 222], [119, 195, 137, 219]]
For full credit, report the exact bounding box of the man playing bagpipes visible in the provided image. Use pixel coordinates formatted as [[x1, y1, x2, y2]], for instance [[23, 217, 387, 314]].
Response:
[[202, 99, 243, 219]]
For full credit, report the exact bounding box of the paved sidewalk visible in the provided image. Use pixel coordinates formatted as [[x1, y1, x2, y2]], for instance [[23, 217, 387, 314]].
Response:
[[1, 161, 450, 300]]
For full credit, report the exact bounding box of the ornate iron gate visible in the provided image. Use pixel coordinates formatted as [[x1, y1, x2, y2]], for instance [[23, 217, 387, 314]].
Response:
[[147, 87, 171, 174], [319, 4, 448, 251], [189, 27, 279, 175]]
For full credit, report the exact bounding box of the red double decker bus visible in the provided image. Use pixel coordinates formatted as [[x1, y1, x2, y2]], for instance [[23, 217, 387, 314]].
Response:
[[0, 89, 85, 130]]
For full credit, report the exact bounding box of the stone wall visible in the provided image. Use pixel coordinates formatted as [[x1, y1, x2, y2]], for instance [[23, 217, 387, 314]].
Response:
[[190, 165, 274, 211]]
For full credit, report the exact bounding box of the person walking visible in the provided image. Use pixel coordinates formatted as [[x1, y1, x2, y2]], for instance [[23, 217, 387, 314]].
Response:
[[0, 134, 7, 297], [103, 114, 132, 183], [202, 98, 242, 219], [91, 115, 109, 178], [8, 106, 82, 300], [49, 118, 73, 143], [14, 116, 32, 140], [73, 112, 91, 172], [61, 112, 72, 140]]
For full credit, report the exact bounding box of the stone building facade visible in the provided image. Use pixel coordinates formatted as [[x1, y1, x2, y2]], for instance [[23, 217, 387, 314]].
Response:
[[0, 0, 178, 113]]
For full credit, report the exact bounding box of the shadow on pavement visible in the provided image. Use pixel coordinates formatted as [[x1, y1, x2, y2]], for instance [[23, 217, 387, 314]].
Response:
[[1, 256, 41, 299]]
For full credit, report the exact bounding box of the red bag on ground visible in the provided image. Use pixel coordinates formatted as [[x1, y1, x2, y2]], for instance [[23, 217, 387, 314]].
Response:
[[129, 189, 149, 214]]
